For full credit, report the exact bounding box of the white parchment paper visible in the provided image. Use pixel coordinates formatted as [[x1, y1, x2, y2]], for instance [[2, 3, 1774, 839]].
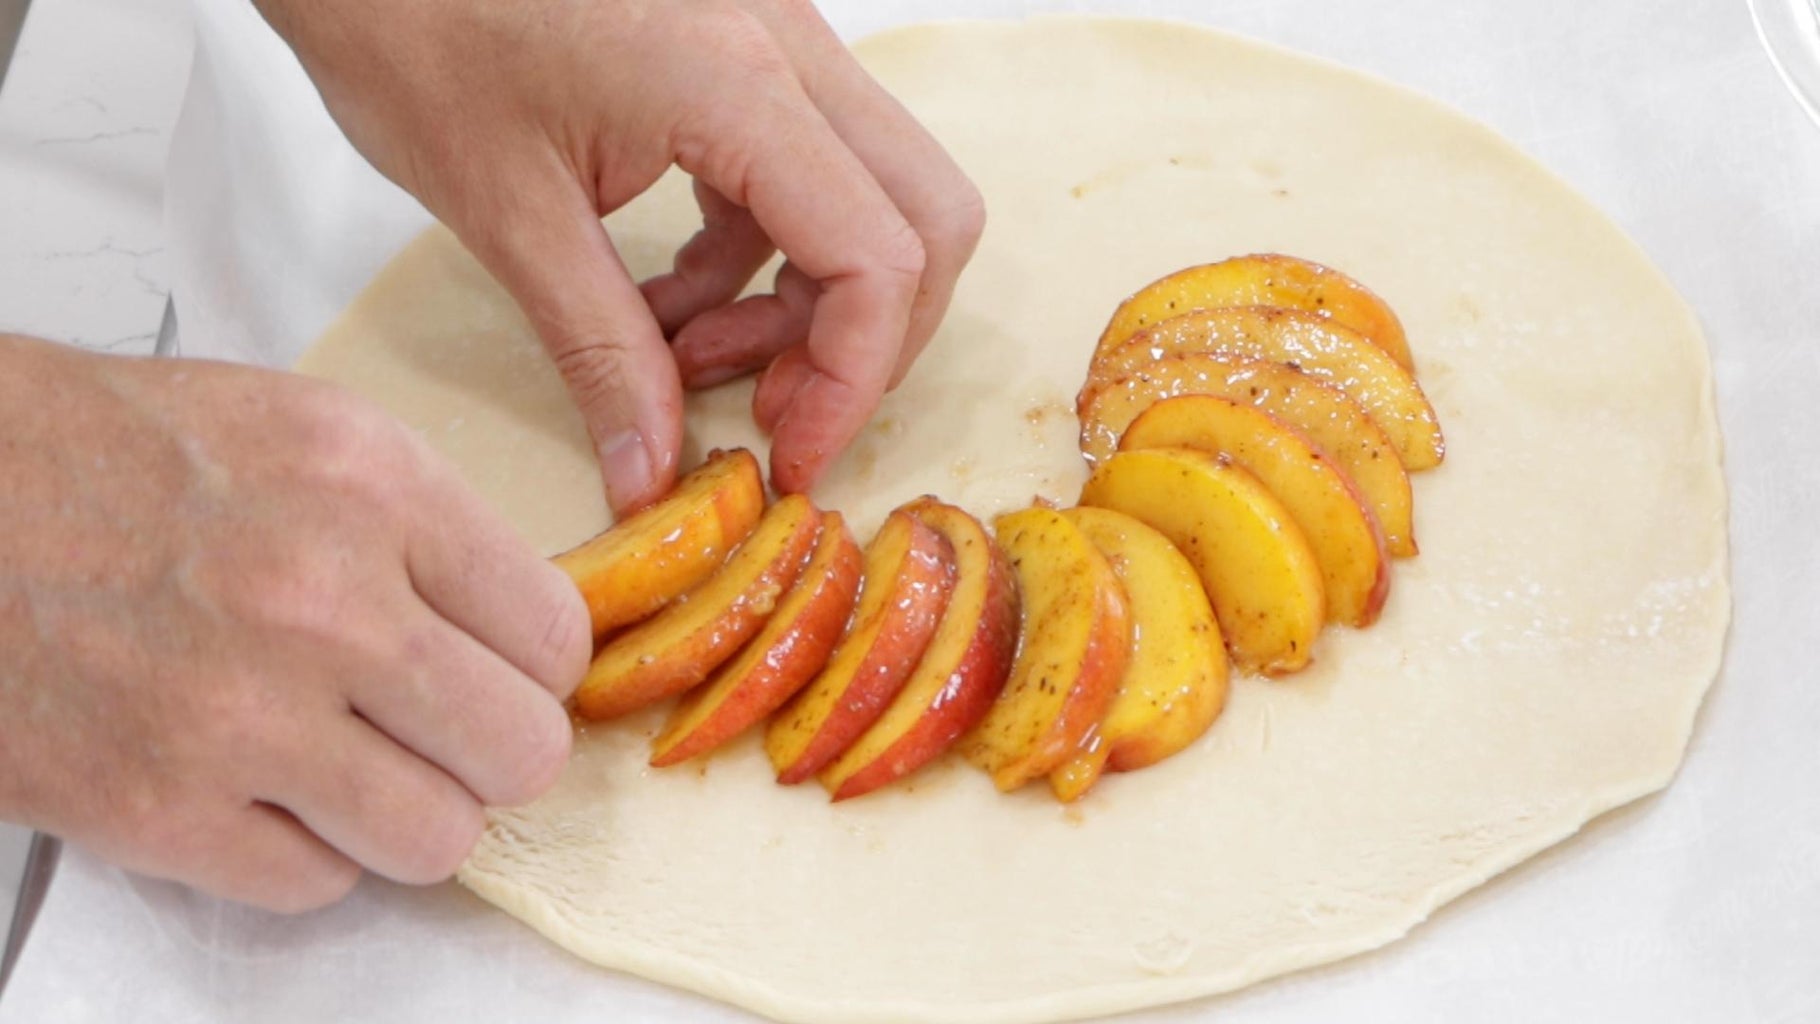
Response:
[[5, 0, 1818, 1021]]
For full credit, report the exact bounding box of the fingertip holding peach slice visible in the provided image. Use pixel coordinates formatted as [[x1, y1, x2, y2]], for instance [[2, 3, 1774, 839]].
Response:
[[1080, 448, 1324, 676], [1121, 395, 1390, 627], [553, 448, 765, 639], [649, 512, 863, 768], [964, 506, 1130, 793], [573, 494, 822, 721], [1048, 506, 1229, 803], [1094, 254, 1414, 370], [766, 509, 957, 785], [1091, 306, 1444, 471], [1078, 353, 1417, 557], [819, 498, 1019, 802]]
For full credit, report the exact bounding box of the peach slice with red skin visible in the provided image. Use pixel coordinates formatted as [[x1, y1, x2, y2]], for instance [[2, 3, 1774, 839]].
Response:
[[1049, 506, 1228, 803], [818, 498, 1019, 801], [649, 512, 862, 767], [1078, 353, 1417, 557], [1094, 254, 1414, 370], [1081, 448, 1324, 676], [1090, 305, 1444, 471], [766, 510, 956, 785], [552, 448, 764, 639], [573, 494, 821, 720], [964, 506, 1130, 792], [1121, 395, 1390, 627]]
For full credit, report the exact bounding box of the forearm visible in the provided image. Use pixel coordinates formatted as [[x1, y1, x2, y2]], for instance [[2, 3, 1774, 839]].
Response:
[[0, 333, 163, 829]]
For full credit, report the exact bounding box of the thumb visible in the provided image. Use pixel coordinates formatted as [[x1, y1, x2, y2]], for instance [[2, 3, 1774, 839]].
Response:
[[450, 164, 684, 516]]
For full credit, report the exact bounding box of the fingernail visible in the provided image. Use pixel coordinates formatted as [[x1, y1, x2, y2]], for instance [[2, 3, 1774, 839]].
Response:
[[680, 360, 744, 391], [754, 357, 816, 435], [599, 429, 653, 515]]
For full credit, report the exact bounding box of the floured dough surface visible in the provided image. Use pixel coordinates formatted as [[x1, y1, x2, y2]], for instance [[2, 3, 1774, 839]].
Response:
[[295, 17, 1728, 1024]]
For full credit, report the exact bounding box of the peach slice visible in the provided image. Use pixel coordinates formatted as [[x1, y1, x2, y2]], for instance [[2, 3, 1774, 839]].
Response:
[[553, 448, 765, 639], [765, 510, 956, 785], [1078, 354, 1417, 557], [1089, 306, 1444, 470], [964, 507, 1130, 792], [1094, 254, 1413, 369], [1049, 507, 1228, 803], [818, 498, 1019, 802], [1080, 448, 1324, 675], [573, 494, 821, 720], [649, 512, 862, 767], [1121, 395, 1390, 626]]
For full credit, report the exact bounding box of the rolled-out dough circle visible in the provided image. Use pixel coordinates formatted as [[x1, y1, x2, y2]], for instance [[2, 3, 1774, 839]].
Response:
[[296, 17, 1728, 1024]]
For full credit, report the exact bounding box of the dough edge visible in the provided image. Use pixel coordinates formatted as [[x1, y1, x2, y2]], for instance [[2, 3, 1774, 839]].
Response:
[[456, 775, 1714, 1024]]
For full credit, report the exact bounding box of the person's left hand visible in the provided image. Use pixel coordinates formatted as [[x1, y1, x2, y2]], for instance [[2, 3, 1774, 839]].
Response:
[[255, 0, 986, 514]]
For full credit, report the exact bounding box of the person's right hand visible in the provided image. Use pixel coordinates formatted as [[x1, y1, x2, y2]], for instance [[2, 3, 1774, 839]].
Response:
[[255, 0, 986, 514], [0, 335, 591, 912]]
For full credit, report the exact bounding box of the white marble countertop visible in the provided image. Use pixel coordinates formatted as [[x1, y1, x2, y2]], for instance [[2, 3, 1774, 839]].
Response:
[[0, 0, 190, 354], [0, 0, 191, 950]]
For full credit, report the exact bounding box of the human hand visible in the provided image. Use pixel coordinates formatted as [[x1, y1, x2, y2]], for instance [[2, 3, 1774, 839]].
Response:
[[255, 0, 985, 513], [0, 336, 591, 912]]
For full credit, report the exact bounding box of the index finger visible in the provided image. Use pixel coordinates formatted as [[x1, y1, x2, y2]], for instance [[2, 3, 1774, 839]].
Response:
[[755, 7, 986, 384], [675, 55, 924, 493]]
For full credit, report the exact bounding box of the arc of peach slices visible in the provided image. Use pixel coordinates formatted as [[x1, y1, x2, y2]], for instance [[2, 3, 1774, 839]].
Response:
[[1081, 448, 1325, 676], [1079, 353, 1418, 558], [766, 508, 957, 785], [1093, 253, 1415, 370], [964, 506, 1130, 792], [1049, 506, 1228, 803], [649, 511, 863, 767], [1120, 395, 1390, 627], [1088, 305, 1444, 471], [553, 448, 765, 639], [818, 498, 1019, 802], [573, 493, 823, 720]]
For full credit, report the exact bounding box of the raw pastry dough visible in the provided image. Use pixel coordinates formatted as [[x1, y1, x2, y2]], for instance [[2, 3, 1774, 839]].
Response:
[[295, 17, 1729, 1024]]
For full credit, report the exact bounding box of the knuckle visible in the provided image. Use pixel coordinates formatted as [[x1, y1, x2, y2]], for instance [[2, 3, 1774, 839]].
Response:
[[938, 182, 988, 258], [875, 218, 929, 282], [196, 673, 290, 755], [766, 0, 818, 21], [706, 8, 791, 82], [237, 542, 353, 643], [670, 13, 790, 191], [671, 119, 745, 200], [527, 566, 592, 695], [397, 796, 486, 884], [486, 701, 574, 808], [548, 342, 638, 416], [289, 389, 385, 464], [286, 390, 418, 508]]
